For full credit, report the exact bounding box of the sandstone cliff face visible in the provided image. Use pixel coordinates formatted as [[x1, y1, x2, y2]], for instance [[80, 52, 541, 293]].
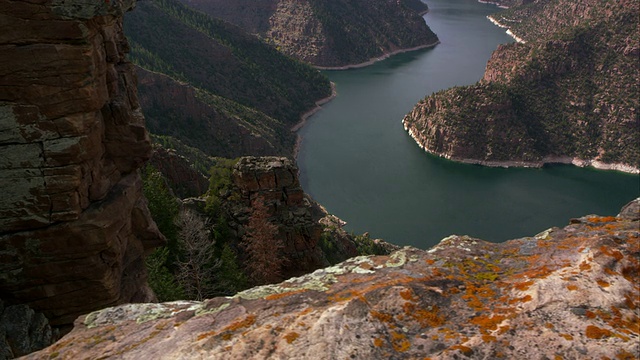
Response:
[[225, 157, 330, 278], [0, 0, 164, 326], [180, 0, 438, 67], [403, 0, 639, 172], [26, 199, 640, 359]]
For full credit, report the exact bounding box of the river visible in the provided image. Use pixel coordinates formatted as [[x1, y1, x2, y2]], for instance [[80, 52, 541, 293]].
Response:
[[296, 0, 640, 248]]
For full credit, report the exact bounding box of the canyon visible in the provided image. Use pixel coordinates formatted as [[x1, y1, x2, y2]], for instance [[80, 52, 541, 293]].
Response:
[[402, 0, 639, 173]]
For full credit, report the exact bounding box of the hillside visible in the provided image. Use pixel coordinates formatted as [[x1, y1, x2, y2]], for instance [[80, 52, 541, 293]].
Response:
[[124, 0, 332, 158], [403, 0, 639, 172], [179, 0, 439, 67]]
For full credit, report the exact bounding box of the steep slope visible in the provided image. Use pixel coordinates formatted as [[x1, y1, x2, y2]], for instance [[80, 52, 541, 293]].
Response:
[[26, 199, 640, 359], [403, 0, 639, 172], [124, 0, 332, 158], [180, 0, 439, 67], [0, 0, 164, 326]]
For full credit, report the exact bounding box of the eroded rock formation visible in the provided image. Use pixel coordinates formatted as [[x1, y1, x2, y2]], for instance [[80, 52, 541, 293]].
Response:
[[227, 157, 330, 278], [26, 200, 640, 359], [0, 0, 164, 326]]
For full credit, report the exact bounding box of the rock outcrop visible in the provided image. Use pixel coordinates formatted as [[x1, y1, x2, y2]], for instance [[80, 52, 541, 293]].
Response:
[[179, 0, 439, 68], [0, 0, 164, 326], [0, 301, 53, 359], [26, 199, 640, 359], [403, 0, 639, 172], [226, 157, 331, 278]]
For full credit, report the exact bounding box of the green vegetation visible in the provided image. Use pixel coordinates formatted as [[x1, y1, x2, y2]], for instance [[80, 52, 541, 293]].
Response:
[[404, 0, 639, 168], [175, 0, 438, 67], [124, 0, 331, 158]]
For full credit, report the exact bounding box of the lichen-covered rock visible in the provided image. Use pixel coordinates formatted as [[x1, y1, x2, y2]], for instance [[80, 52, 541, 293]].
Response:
[[26, 199, 640, 359], [0, 0, 164, 326]]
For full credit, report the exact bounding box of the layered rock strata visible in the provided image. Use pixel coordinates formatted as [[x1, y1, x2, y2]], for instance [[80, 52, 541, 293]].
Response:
[[227, 157, 330, 278], [26, 200, 640, 359], [403, 0, 639, 172], [0, 0, 164, 326]]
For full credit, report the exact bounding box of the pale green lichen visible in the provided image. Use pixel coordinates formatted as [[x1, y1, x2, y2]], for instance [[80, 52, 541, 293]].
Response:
[[386, 250, 408, 268], [194, 303, 230, 317], [534, 228, 553, 240]]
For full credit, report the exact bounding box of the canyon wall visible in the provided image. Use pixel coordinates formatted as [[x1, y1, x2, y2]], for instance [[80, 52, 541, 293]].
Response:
[[403, 0, 639, 172], [0, 0, 164, 326]]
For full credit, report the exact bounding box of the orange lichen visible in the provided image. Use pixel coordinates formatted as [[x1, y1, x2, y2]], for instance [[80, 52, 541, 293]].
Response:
[[585, 325, 613, 339], [514, 280, 534, 291], [373, 338, 384, 347], [559, 333, 573, 341], [482, 334, 497, 342], [604, 268, 618, 276], [400, 288, 417, 301], [587, 216, 617, 223], [450, 345, 473, 356], [579, 261, 592, 271], [508, 295, 532, 304], [411, 306, 446, 327], [566, 284, 578, 291], [600, 246, 624, 261], [597, 279, 611, 288], [554, 355, 563, 360], [585, 310, 597, 319], [284, 332, 299, 344], [265, 289, 307, 301], [426, 259, 435, 265], [471, 314, 506, 332], [616, 350, 637, 360], [370, 310, 394, 324], [197, 330, 217, 341], [390, 331, 410, 352], [545, 323, 554, 329]]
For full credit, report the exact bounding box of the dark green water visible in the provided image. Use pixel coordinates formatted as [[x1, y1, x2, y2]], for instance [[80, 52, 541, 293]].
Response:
[[297, 0, 639, 248]]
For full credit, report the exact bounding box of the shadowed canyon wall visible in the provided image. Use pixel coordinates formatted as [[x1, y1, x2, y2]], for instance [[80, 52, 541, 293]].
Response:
[[0, 0, 164, 326]]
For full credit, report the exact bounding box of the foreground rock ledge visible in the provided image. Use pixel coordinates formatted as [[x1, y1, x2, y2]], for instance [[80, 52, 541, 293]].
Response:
[[28, 199, 640, 359]]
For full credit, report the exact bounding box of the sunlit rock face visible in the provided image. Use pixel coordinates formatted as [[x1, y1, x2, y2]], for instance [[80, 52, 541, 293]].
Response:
[[26, 199, 639, 359], [0, 0, 164, 326]]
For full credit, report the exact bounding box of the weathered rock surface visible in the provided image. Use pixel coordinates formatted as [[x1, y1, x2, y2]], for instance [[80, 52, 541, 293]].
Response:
[[0, 301, 53, 359], [27, 199, 640, 359], [0, 0, 164, 326]]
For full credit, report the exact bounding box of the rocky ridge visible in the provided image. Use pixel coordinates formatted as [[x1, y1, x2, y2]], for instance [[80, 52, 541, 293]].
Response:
[[403, 0, 639, 172], [179, 0, 439, 68], [0, 0, 164, 326], [223, 157, 358, 279], [26, 199, 640, 359]]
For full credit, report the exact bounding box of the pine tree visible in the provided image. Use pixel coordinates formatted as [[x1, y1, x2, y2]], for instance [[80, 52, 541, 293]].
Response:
[[241, 196, 285, 285]]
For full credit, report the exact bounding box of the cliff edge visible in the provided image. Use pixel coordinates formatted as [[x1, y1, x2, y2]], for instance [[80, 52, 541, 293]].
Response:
[[0, 0, 164, 326], [26, 199, 640, 359]]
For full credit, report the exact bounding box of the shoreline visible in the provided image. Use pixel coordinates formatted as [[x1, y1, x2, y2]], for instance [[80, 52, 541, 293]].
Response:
[[313, 41, 440, 71], [477, 0, 509, 9], [403, 121, 640, 174], [487, 15, 526, 44], [292, 82, 338, 158]]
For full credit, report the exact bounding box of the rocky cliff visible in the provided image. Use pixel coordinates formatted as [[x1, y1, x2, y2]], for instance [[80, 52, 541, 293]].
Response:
[[0, 0, 164, 326], [403, 0, 639, 172], [223, 157, 357, 279], [179, 0, 439, 68], [26, 199, 640, 359], [123, 0, 332, 159]]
